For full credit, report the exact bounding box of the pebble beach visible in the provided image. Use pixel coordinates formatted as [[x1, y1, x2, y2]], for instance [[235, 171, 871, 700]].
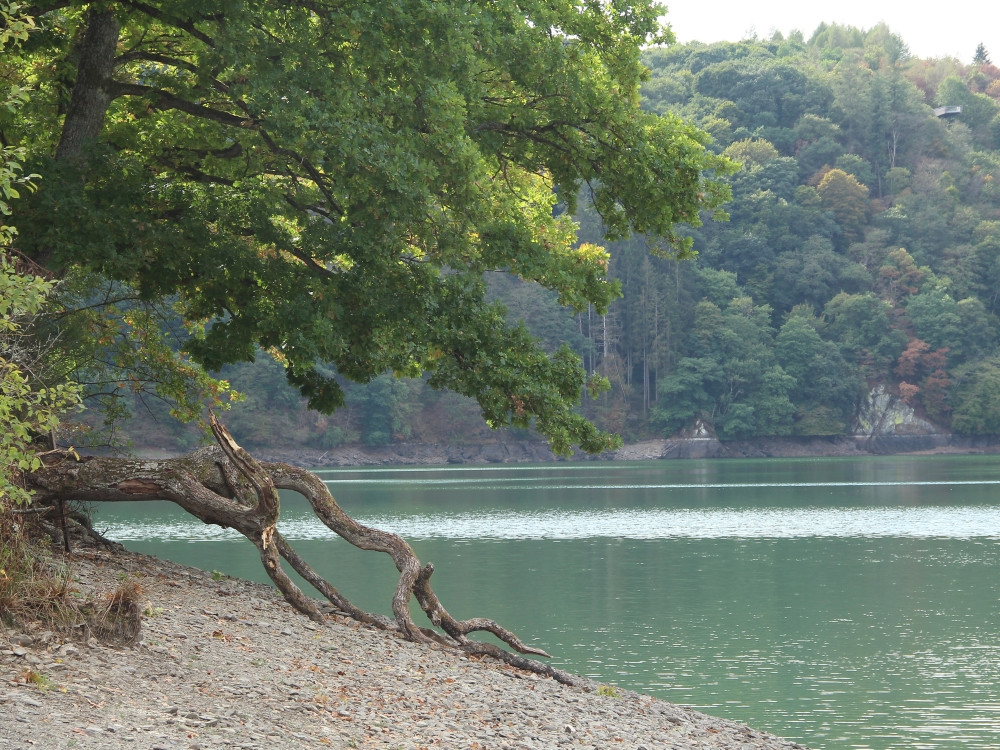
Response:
[[1, 548, 814, 750]]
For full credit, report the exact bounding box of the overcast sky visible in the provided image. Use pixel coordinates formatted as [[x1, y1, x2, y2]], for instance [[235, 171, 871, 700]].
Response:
[[662, 1, 998, 62]]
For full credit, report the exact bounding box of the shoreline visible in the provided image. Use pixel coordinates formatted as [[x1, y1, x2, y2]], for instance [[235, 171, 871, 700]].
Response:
[[241, 433, 1000, 469], [2, 547, 813, 750]]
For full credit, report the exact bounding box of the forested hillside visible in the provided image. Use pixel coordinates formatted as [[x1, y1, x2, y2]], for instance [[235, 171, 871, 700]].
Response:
[[130, 24, 1000, 452]]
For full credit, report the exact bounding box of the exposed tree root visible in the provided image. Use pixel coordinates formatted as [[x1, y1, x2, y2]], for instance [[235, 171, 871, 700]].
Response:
[[25, 417, 583, 686]]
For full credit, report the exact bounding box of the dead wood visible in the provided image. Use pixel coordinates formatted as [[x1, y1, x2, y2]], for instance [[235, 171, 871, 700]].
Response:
[[23, 417, 581, 685]]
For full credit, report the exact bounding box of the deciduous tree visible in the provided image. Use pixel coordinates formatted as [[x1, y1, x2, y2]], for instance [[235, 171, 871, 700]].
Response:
[[817, 168, 870, 245], [5, 1, 731, 670]]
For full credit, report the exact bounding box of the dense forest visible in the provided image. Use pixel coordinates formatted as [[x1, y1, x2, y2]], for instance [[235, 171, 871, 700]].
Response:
[[128, 24, 1000, 453]]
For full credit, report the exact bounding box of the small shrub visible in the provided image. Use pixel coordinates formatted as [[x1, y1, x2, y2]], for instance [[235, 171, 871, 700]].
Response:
[[363, 429, 390, 447], [85, 579, 143, 645], [20, 668, 54, 690], [318, 425, 345, 450]]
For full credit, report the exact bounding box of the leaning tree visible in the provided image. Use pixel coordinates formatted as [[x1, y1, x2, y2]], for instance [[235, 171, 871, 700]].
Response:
[[4, 0, 731, 679]]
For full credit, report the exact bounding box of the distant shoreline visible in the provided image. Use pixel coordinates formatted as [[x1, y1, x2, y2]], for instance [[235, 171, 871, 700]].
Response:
[[225, 433, 1000, 469]]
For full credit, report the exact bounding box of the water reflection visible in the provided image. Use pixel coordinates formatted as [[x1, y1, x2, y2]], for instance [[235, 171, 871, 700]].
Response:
[[100, 504, 1000, 541]]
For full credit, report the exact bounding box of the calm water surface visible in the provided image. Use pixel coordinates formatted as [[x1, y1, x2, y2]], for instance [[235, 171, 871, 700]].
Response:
[[93, 455, 1000, 750]]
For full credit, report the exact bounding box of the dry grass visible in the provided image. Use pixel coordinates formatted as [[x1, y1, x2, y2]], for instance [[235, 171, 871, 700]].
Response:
[[84, 579, 143, 645], [0, 507, 78, 631], [1, 503, 143, 644]]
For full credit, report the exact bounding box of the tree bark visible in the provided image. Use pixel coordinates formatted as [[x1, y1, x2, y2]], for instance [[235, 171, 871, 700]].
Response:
[[24, 417, 581, 685], [55, 8, 121, 162]]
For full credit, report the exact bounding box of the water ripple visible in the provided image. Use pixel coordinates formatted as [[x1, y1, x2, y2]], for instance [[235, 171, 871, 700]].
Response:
[[322, 477, 1000, 489], [100, 504, 1000, 542]]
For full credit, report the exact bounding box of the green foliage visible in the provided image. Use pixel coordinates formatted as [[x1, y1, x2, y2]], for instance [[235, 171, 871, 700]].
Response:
[[10, 9, 1000, 451], [723, 139, 780, 168], [817, 169, 870, 246], [5, 0, 733, 456], [951, 357, 1000, 434], [770, 237, 870, 313], [904, 289, 965, 360], [936, 77, 1000, 148], [124, 27, 1000, 444], [0, 2, 35, 245], [694, 56, 815, 130], [0, 261, 83, 506], [834, 154, 876, 188], [1, 2, 81, 506], [596, 684, 622, 698], [823, 292, 906, 378], [319, 425, 345, 451], [775, 312, 861, 433], [46, 272, 240, 442], [653, 356, 722, 433], [347, 374, 414, 447], [653, 296, 796, 439]]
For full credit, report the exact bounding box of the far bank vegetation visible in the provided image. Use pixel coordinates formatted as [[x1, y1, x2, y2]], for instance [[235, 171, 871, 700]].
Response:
[[125, 27, 1000, 452]]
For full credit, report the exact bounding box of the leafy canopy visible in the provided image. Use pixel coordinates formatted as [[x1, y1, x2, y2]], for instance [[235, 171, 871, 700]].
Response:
[[6, 1, 732, 455]]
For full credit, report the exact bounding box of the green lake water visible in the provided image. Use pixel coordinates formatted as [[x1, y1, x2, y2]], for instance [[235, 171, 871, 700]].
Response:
[[91, 455, 1000, 750]]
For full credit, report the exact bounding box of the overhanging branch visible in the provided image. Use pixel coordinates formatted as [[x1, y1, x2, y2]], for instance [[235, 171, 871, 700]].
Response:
[[112, 82, 256, 129]]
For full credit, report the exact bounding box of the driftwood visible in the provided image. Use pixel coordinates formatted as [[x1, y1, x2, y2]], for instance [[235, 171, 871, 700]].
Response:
[[24, 415, 579, 684]]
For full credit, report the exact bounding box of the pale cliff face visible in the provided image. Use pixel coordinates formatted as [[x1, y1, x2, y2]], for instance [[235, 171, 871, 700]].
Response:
[[854, 385, 941, 437]]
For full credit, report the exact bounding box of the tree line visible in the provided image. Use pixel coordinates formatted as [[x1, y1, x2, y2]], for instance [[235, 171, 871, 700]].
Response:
[[603, 26, 1000, 440], [120, 23, 1000, 452]]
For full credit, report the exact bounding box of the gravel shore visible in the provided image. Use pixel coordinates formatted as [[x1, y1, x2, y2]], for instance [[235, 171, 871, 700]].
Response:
[[1, 548, 814, 750]]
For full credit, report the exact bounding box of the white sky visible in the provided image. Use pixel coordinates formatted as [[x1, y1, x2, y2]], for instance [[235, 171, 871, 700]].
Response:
[[662, 1, 998, 62]]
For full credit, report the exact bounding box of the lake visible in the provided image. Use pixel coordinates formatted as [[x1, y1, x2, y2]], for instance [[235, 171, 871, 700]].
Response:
[[91, 454, 1000, 750]]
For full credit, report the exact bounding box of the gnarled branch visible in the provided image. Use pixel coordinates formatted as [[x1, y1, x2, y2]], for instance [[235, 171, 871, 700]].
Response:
[[25, 419, 581, 684]]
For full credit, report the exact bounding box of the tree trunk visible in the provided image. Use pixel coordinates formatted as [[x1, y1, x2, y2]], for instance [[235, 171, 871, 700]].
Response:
[[55, 9, 121, 163], [24, 416, 581, 685]]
